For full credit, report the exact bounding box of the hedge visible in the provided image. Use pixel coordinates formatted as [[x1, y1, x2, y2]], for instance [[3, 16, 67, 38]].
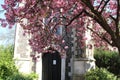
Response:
[[94, 48, 120, 77]]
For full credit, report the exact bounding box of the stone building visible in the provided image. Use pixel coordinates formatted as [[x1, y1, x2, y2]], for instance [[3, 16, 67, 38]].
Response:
[[13, 1, 96, 80], [14, 23, 66, 80], [14, 17, 95, 80]]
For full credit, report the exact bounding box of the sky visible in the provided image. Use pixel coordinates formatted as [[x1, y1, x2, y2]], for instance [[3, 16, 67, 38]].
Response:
[[0, 0, 15, 45]]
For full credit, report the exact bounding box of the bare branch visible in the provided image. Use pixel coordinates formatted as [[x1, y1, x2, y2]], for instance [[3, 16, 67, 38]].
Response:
[[81, 0, 94, 10], [84, 9, 115, 39], [115, 0, 120, 37], [81, 0, 115, 38], [110, 15, 116, 21], [100, 0, 110, 14], [97, 0, 104, 11], [87, 26, 112, 46], [65, 9, 84, 26]]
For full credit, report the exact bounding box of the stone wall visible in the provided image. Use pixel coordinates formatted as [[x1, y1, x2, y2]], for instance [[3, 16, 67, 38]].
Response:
[[14, 23, 33, 74], [73, 58, 95, 80]]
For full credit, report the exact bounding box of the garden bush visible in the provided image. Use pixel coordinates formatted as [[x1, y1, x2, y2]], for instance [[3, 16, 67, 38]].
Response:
[[94, 49, 120, 77], [0, 45, 17, 79], [0, 45, 38, 80], [6, 73, 38, 80], [85, 68, 117, 80]]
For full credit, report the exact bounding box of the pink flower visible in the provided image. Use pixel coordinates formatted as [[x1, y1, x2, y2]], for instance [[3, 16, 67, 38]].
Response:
[[64, 46, 68, 49], [87, 44, 92, 49], [83, 37, 87, 40], [1, 4, 8, 10], [1, 23, 7, 28], [62, 40, 65, 43]]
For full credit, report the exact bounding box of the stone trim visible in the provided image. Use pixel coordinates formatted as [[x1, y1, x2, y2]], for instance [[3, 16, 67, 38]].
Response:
[[74, 58, 95, 62], [13, 58, 32, 61]]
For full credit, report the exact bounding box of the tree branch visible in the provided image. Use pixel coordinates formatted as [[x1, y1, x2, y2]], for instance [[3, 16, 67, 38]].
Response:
[[100, 0, 110, 14], [110, 15, 116, 21], [65, 9, 84, 26], [84, 10, 114, 35], [115, 0, 120, 37], [81, 0, 115, 37], [97, 0, 104, 11], [87, 26, 112, 46], [81, 0, 94, 10]]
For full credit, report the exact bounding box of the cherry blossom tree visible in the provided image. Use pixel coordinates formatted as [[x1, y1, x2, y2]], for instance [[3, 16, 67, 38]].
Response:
[[0, 0, 120, 55]]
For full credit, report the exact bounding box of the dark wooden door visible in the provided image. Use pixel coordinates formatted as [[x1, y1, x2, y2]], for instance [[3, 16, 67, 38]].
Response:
[[42, 51, 61, 80]]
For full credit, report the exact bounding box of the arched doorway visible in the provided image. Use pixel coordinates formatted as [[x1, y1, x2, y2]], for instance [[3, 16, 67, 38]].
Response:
[[42, 50, 61, 80]]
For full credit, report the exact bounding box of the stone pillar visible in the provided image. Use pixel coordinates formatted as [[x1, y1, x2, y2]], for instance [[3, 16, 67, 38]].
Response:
[[61, 57, 66, 80], [14, 23, 34, 74], [72, 19, 95, 80], [35, 53, 42, 80], [14, 23, 42, 80], [84, 21, 94, 59], [73, 58, 95, 80]]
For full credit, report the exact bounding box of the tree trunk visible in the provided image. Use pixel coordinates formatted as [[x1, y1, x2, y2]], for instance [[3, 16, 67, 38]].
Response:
[[118, 47, 120, 56]]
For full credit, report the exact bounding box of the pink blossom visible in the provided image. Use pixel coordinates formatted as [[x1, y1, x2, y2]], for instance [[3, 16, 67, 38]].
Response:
[[83, 37, 87, 40], [1, 23, 7, 28], [64, 46, 69, 49], [1, 4, 8, 10], [1, 0, 120, 55], [62, 40, 65, 43]]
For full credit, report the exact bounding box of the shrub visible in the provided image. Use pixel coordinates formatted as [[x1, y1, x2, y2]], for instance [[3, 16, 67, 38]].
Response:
[[6, 73, 38, 80], [94, 49, 120, 76], [0, 45, 38, 80], [85, 68, 117, 80], [0, 45, 17, 79], [0, 65, 13, 79]]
